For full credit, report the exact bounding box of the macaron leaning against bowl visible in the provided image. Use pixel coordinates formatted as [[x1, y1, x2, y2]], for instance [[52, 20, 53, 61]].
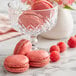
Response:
[[18, 10, 44, 30], [4, 55, 29, 73], [31, 0, 53, 20], [14, 39, 32, 55], [27, 50, 50, 67]]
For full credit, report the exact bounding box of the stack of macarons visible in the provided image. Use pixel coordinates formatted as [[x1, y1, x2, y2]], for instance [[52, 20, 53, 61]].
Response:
[[4, 39, 50, 73], [19, 0, 54, 29]]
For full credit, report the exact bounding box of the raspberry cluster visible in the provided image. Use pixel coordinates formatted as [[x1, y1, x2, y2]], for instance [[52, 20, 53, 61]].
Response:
[[49, 35, 76, 62]]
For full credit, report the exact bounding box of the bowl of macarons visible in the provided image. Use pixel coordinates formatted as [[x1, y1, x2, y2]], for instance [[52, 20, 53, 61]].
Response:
[[8, 0, 58, 50], [8, 0, 58, 36]]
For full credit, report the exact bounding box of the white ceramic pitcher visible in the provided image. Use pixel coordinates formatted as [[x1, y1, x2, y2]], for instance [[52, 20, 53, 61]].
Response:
[[40, 6, 74, 39]]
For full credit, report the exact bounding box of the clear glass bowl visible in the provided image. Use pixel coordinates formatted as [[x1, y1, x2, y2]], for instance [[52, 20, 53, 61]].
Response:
[[8, 0, 58, 49]]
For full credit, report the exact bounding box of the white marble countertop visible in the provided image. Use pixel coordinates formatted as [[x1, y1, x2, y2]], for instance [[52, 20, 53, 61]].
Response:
[[0, 25, 76, 76], [0, 0, 76, 76]]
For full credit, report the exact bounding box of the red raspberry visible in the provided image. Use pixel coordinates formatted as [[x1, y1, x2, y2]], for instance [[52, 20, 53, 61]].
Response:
[[49, 45, 60, 53], [68, 36, 76, 48], [50, 51, 60, 62], [57, 42, 66, 53]]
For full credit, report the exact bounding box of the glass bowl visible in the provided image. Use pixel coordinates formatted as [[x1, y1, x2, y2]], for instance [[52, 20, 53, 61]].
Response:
[[8, 0, 58, 49]]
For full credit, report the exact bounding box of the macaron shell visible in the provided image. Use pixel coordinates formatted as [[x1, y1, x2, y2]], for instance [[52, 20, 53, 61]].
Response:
[[19, 11, 43, 30], [14, 39, 32, 55], [27, 50, 49, 61], [4, 55, 29, 67]]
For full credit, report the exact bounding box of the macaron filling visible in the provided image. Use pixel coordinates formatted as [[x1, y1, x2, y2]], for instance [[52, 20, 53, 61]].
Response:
[[4, 64, 29, 69], [4, 64, 29, 73], [29, 59, 50, 67], [29, 56, 50, 62]]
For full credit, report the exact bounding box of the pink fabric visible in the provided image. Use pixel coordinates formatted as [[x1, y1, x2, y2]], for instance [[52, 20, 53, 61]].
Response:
[[0, 13, 22, 42]]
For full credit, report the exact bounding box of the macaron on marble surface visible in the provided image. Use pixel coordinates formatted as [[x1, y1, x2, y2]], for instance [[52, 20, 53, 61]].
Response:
[[19, 11, 44, 30], [27, 50, 50, 67], [14, 39, 32, 55], [4, 55, 29, 73]]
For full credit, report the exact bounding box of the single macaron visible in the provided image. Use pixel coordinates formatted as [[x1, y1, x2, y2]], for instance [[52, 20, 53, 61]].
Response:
[[31, 0, 53, 21], [19, 11, 43, 30], [27, 50, 50, 67], [4, 55, 29, 73], [32, 0, 53, 10], [14, 39, 32, 55]]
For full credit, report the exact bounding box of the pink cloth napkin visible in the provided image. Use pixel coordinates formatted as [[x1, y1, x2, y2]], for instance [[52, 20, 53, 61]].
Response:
[[0, 13, 22, 42]]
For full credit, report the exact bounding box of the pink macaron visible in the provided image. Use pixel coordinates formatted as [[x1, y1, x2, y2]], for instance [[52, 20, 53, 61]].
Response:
[[32, 0, 53, 10], [19, 11, 44, 30], [4, 55, 29, 73], [31, 0, 53, 20], [27, 50, 50, 67], [14, 39, 32, 55]]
